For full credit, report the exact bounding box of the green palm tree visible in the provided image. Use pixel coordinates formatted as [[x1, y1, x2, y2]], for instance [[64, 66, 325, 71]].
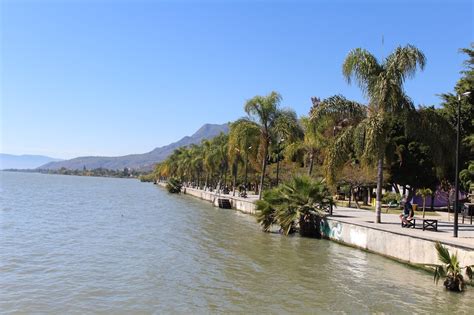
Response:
[[416, 187, 433, 218], [284, 116, 323, 176], [245, 91, 283, 199], [339, 45, 425, 223], [271, 109, 303, 184], [310, 95, 366, 183], [256, 175, 334, 237], [433, 242, 473, 292], [228, 118, 261, 191]]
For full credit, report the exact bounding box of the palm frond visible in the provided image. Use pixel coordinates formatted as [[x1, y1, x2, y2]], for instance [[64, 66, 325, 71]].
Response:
[[434, 266, 446, 284], [435, 242, 452, 265], [342, 48, 382, 96]]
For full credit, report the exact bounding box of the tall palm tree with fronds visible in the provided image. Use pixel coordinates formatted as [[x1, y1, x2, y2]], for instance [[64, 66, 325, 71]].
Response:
[[330, 45, 425, 223], [228, 118, 261, 190], [271, 108, 303, 185], [284, 116, 324, 176], [416, 187, 433, 218], [245, 91, 283, 199]]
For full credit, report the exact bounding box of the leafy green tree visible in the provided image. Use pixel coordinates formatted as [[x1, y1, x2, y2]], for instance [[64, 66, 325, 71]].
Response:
[[386, 116, 440, 200], [439, 45, 474, 191]]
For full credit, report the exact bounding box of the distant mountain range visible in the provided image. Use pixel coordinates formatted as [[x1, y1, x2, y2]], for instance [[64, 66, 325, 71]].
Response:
[[0, 154, 63, 170], [38, 123, 229, 171]]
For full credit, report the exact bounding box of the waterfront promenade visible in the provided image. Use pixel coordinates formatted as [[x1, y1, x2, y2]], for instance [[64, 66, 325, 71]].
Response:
[[162, 183, 474, 266], [167, 183, 474, 248], [330, 206, 474, 250]]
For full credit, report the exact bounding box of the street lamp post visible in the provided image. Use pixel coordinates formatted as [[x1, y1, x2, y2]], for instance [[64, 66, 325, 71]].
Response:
[[454, 91, 471, 238]]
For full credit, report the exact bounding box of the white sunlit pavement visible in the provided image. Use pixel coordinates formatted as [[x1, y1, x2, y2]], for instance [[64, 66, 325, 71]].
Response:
[[330, 206, 474, 250]]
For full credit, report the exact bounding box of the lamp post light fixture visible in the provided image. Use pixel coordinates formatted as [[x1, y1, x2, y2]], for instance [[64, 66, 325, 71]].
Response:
[[454, 91, 471, 238]]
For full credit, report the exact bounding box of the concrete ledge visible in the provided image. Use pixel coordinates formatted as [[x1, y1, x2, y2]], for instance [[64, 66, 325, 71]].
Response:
[[156, 182, 256, 214], [322, 218, 474, 267]]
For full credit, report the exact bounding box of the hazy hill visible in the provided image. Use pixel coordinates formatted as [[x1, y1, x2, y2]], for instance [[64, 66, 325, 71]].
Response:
[[39, 123, 229, 171], [0, 154, 63, 170]]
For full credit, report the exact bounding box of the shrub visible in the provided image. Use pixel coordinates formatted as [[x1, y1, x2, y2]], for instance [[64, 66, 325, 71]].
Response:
[[166, 178, 182, 193], [256, 175, 334, 238], [382, 192, 401, 204]]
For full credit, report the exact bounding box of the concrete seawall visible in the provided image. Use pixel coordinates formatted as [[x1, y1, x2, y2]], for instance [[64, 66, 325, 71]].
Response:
[[155, 182, 473, 267], [156, 182, 257, 214], [322, 218, 474, 267]]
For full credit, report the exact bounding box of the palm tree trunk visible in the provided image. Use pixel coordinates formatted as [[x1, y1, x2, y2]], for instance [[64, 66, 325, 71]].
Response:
[[308, 152, 314, 176], [276, 159, 280, 187], [258, 144, 268, 200], [348, 185, 352, 207], [233, 162, 238, 196], [375, 157, 383, 223]]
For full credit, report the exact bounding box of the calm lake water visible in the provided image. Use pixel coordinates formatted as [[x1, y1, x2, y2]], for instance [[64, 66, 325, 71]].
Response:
[[1, 171, 473, 314]]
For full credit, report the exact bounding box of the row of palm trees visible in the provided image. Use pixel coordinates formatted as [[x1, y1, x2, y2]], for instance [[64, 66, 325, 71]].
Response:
[[150, 44, 459, 224]]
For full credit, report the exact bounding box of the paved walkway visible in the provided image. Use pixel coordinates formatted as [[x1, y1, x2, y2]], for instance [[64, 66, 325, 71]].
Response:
[[331, 206, 474, 249]]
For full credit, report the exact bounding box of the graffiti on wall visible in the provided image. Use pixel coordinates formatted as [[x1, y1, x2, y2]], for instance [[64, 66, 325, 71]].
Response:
[[320, 219, 343, 241]]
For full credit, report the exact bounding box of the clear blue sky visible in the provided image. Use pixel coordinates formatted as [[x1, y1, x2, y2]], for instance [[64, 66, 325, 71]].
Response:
[[1, 0, 472, 159]]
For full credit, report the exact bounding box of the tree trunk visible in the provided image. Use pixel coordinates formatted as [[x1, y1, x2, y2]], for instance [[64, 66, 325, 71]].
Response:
[[308, 152, 314, 176], [258, 143, 268, 200], [276, 157, 280, 187], [232, 162, 238, 196], [430, 194, 435, 211], [363, 188, 368, 206], [375, 158, 383, 223], [348, 186, 352, 208], [299, 213, 322, 238], [223, 166, 227, 188], [392, 183, 400, 195], [354, 188, 361, 209]]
